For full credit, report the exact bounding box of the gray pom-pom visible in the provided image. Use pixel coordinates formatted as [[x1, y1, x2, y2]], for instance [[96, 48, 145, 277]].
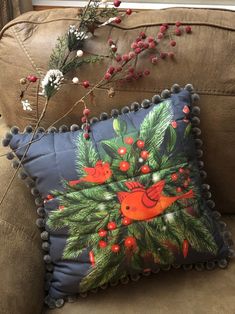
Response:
[[36, 218, 45, 228], [70, 124, 80, 132], [35, 197, 43, 206], [130, 102, 140, 111], [121, 106, 130, 114], [37, 207, 45, 217], [11, 126, 19, 134], [37, 127, 45, 133], [196, 149, 203, 158], [79, 292, 88, 298], [41, 231, 49, 241], [192, 127, 201, 136], [152, 95, 162, 104], [228, 248, 235, 259], [171, 84, 181, 93], [111, 109, 119, 118], [172, 264, 181, 269], [25, 179, 35, 188], [59, 125, 68, 133], [12, 159, 20, 169], [192, 106, 200, 115], [24, 125, 33, 133], [183, 264, 193, 271], [2, 138, 10, 147], [204, 191, 212, 199], [218, 259, 228, 269], [219, 221, 227, 231], [206, 261, 216, 270], [18, 171, 28, 180], [152, 265, 160, 273], [212, 210, 221, 220], [222, 230, 232, 240], [100, 283, 108, 290], [46, 264, 54, 272], [45, 272, 53, 281], [185, 84, 194, 92], [130, 274, 140, 281], [31, 187, 39, 196], [195, 263, 205, 271], [191, 93, 200, 103], [161, 89, 171, 99], [42, 242, 50, 251], [90, 117, 99, 124], [6, 152, 14, 160], [100, 112, 109, 120], [55, 299, 65, 308], [44, 281, 51, 291], [48, 127, 57, 133], [200, 170, 207, 179], [141, 99, 151, 109], [202, 183, 210, 190], [110, 280, 119, 287], [5, 132, 13, 140], [120, 277, 129, 284], [90, 288, 98, 294], [44, 254, 52, 264], [192, 117, 200, 126], [198, 161, 204, 169], [195, 139, 203, 147], [206, 199, 215, 208]]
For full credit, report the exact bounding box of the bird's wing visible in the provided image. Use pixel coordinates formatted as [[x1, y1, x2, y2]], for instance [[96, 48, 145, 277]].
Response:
[[142, 180, 165, 208], [84, 167, 96, 176]]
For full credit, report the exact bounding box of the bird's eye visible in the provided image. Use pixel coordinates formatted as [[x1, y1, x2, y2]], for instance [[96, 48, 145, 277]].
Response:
[[126, 206, 130, 210]]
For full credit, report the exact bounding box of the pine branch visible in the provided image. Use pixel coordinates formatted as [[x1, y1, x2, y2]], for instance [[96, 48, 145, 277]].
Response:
[[49, 35, 69, 70]]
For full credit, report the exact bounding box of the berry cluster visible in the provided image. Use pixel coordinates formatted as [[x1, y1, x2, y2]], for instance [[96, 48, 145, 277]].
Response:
[[171, 167, 191, 192]]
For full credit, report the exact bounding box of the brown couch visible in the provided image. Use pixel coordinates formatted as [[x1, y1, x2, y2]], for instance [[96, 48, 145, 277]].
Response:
[[0, 7, 234, 314]]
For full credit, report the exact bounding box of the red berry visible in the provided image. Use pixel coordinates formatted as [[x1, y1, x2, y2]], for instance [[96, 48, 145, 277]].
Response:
[[140, 32, 146, 39], [168, 52, 175, 58], [144, 43, 149, 49], [122, 54, 129, 61], [98, 229, 107, 237], [140, 150, 149, 159], [131, 42, 138, 49], [149, 41, 156, 49], [141, 165, 151, 174], [175, 28, 181, 36], [175, 21, 181, 27], [122, 217, 132, 225], [157, 32, 164, 40], [183, 181, 189, 188], [160, 52, 167, 59], [176, 187, 182, 193], [107, 222, 117, 230], [137, 140, 145, 149], [81, 116, 87, 123], [108, 38, 113, 46], [116, 66, 122, 72], [59, 205, 64, 211], [171, 121, 177, 128], [135, 48, 141, 54], [83, 80, 90, 88], [111, 244, 120, 253], [162, 23, 169, 29], [160, 25, 167, 33], [83, 133, 90, 140], [185, 26, 192, 33], [170, 40, 176, 47], [99, 240, 107, 248], [114, 0, 121, 7], [27, 75, 38, 83], [115, 17, 122, 24], [118, 147, 127, 156], [108, 66, 115, 74], [129, 51, 135, 59], [179, 168, 185, 174], [137, 41, 144, 48], [119, 161, 130, 172], [144, 70, 150, 76], [83, 108, 91, 116], [151, 57, 158, 64], [183, 105, 190, 114], [115, 54, 122, 62], [105, 72, 112, 80], [124, 137, 134, 145], [136, 37, 142, 43], [148, 36, 154, 43], [126, 8, 132, 15], [46, 194, 54, 200], [124, 236, 136, 248], [171, 173, 178, 181]]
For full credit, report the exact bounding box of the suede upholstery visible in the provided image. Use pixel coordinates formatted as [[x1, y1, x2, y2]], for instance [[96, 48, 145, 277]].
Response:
[[0, 7, 234, 314]]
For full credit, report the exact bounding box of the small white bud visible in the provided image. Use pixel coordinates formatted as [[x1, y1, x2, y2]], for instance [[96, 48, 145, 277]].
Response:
[[77, 50, 84, 57], [138, 158, 144, 163], [72, 77, 79, 84], [111, 44, 116, 49]]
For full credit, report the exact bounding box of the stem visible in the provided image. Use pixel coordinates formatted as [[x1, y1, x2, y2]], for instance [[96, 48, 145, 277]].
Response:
[[0, 99, 49, 207]]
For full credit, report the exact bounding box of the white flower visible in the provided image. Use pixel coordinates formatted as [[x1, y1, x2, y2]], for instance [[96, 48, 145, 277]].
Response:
[[165, 213, 175, 222], [98, 203, 106, 211], [22, 99, 32, 111], [76, 50, 84, 57], [41, 69, 64, 96], [152, 173, 161, 183], [72, 77, 79, 84], [104, 192, 113, 200]]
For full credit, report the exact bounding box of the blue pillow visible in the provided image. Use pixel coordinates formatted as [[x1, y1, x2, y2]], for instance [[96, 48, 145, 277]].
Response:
[[6, 84, 233, 309]]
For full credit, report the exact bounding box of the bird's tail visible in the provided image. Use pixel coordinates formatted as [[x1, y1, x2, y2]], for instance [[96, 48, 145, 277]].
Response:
[[68, 179, 83, 187], [178, 189, 194, 200]]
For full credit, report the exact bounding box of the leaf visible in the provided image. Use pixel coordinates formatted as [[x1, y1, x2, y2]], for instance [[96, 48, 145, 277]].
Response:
[[166, 125, 177, 153], [101, 142, 121, 159], [113, 118, 127, 136], [184, 123, 192, 139]]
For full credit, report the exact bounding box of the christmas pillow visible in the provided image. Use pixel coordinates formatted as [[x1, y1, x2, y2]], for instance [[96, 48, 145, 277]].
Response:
[[5, 84, 233, 309]]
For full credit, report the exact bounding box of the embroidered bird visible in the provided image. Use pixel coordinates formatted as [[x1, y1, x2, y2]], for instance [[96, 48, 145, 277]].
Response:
[[117, 180, 194, 221], [69, 161, 112, 186]]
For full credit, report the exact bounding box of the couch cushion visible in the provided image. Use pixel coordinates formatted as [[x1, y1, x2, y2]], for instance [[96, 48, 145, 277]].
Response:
[[46, 215, 235, 314], [0, 8, 235, 214]]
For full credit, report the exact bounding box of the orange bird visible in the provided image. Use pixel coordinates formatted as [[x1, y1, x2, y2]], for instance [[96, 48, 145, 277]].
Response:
[[69, 161, 112, 186], [117, 180, 194, 221]]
